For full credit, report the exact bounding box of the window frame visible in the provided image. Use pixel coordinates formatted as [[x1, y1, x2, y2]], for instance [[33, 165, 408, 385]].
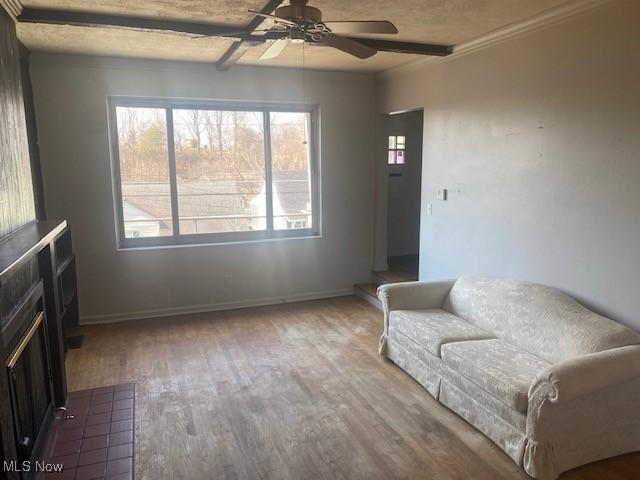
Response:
[[108, 96, 321, 249]]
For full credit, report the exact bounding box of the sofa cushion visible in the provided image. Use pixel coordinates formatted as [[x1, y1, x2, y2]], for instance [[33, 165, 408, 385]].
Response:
[[388, 327, 528, 431], [389, 309, 494, 357], [443, 276, 640, 363], [441, 339, 550, 413]]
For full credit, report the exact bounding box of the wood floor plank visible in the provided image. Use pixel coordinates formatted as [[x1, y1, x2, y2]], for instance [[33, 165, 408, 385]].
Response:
[[66, 297, 640, 480]]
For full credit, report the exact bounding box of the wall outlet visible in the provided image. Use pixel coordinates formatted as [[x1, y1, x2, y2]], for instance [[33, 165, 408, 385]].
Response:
[[426, 203, 433, 216], [437, 188, 448, 201]]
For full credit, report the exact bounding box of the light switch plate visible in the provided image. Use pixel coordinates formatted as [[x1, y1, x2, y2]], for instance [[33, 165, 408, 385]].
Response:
[[437, 189, 448, 201], [426, 203, 433, 216]]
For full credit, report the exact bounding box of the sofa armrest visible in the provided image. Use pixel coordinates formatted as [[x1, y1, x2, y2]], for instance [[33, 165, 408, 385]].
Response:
[[377, 280, 455, 355], [528, 344, 640, 404], [524, 344, 640, 479]]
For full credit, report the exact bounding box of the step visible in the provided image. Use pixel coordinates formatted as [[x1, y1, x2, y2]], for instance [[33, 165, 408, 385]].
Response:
[[354, 283, 382, 310], [372, 269, 417, 286]]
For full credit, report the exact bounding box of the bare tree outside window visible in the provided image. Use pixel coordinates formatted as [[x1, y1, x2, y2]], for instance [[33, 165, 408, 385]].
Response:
[[115, 107, 172, 238]]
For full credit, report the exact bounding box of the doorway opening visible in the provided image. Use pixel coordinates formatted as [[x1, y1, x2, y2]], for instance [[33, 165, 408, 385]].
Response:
[[382, 109, 423, 283], [356, 109, 423, 307]]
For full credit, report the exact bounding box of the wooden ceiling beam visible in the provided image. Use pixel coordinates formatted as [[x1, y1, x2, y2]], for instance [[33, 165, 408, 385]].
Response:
[[216, 0, 284, 70], [17, 7, 245, 37]]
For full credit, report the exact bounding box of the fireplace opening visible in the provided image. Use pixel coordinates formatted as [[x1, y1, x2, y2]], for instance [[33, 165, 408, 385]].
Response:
[[6, 310, 53, 466]]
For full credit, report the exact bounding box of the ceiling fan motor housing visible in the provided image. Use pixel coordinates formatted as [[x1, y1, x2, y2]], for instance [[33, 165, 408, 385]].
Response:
[[275, 1, 322, 24]]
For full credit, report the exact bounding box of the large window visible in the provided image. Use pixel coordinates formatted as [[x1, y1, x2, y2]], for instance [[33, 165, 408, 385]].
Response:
[[109, 98, 319, 248]]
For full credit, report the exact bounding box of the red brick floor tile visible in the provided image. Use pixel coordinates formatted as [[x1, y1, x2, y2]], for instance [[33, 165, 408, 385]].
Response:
[[112, 399, 133, 411], [56, 426, 85, 442], [52, 438, 82, 457], [106, 473, 132, 480], [49, 453, 78, 470], [107, 443, 133, 462], [106, 457, 132, 477], [84, 422, 111, 438], [88, 402, 113, 415], [67, 405, 90, 418], [108, 430, 133, 447], [67, 401, 89, 411], [45, 467, 75, 480], [91, 392, 114, 405], [86, 413, 112, 426], [81, 435, 109, 452], [110, 409, 132, 423], [113, 390, 134, 401], [58, 416, 86, 430], [110, 419, 133, 434], [76, 461, 106, 480], [78, 447, 108, 466]]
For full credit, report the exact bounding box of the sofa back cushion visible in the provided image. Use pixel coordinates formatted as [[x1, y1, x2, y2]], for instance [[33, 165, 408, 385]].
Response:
[[443, 276, 640, 363]]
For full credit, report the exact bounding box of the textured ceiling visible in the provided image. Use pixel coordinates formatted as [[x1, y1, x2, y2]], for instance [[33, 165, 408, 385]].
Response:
[[16, 0, 571, 72]]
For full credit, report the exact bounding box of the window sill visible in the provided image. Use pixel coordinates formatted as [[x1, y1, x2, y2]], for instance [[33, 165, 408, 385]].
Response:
[[116, 233, 323, 252]]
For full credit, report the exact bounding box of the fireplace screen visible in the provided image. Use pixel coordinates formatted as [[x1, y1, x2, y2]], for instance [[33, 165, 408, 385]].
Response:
[[6, 311, 53, 463]]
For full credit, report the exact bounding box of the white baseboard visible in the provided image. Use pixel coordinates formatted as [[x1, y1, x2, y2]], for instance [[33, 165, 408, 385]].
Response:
[[81, 288, 355, 325]]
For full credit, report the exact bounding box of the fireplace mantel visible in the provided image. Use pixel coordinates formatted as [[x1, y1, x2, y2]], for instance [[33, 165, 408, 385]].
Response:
[[0, 221, 67, 283]]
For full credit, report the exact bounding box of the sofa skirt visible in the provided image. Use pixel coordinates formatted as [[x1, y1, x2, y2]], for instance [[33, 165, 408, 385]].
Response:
[[386, 337, 527, 465]]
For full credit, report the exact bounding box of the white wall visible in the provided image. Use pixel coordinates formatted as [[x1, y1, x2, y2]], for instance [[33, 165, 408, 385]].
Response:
[[378, 0, 640, 330], [30, 54, 376, 322]]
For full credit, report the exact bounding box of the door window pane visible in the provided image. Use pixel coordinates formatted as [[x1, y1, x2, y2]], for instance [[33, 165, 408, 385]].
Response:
[[115, 107, 173, 238], [173, 110, 266, 234], [270, 112, 313, 230]]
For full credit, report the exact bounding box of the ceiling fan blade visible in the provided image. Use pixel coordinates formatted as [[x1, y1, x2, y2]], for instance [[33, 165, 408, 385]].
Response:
[[191, 28, 285, 39], [320, 34, 377, 59], [323, 20, 398, 35], [248, 9, 298, 26], [260, 39, 290, 60], [191, 30, 251, 39]]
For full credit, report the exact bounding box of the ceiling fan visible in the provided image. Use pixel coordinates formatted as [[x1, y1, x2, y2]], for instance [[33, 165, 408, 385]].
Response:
[[195, 0, 400, 61]]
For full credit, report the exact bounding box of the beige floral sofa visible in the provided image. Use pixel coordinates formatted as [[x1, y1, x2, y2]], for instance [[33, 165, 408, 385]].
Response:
[[377, 276, 640, 479]]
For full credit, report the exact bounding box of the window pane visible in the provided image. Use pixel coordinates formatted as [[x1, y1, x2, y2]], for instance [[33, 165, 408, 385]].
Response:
[[388, 150, 397, 164], [388, 135, 396, 149], [397, 136, 405, 149], [270, 112, 313, 231], [396, 150, 405, 164], [116, 107, 173, 238], [173, 110, 266, 234]]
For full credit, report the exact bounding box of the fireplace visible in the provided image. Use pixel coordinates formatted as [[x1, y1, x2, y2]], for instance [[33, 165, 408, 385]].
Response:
[[1, 221, 71, 480], [6, 308, 53, 465]]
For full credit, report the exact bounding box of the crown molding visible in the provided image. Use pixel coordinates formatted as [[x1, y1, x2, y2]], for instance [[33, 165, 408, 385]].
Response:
[[380, 0, 618, 78], [0, 0, 23, 20]]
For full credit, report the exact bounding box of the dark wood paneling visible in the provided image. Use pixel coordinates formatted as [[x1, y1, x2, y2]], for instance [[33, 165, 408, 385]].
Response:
[[0, 8, 36, 239], [19, 42, 46, 221]]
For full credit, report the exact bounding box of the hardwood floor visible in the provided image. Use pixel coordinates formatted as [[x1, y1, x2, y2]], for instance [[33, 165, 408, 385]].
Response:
[[66, 296, 640, 480]]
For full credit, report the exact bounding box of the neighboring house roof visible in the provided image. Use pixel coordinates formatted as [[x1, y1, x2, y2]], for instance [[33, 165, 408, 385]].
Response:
[[122, 170, 310, 224]]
